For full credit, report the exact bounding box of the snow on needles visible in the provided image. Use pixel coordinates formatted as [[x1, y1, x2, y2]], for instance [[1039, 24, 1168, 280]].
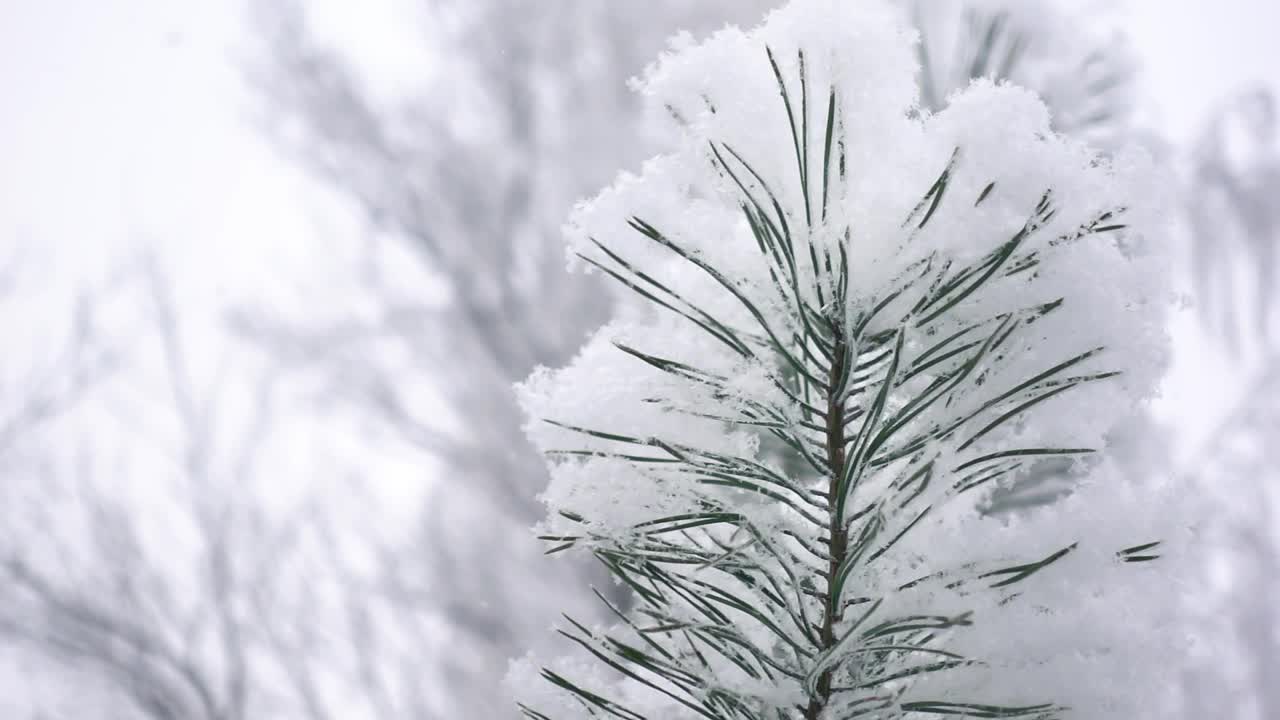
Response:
[[512, 0, 1182, 717]]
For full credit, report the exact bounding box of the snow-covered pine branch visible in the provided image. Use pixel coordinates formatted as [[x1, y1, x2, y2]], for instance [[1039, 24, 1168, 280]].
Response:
[[510, 1, 1181, 717]]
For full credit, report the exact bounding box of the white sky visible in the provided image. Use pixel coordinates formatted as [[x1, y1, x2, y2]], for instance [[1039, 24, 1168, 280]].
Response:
[[0, 0, 1277, 458], [1123, 0, 1280, 143]]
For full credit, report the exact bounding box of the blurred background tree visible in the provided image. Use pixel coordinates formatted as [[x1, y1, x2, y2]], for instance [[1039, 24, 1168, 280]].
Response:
[[0, 256, 452, 719], [1189, 88, 1279, 359], [242, 2, 778, 717], [908, 0, 1136, 147], [1178, 86, 1280, 720]]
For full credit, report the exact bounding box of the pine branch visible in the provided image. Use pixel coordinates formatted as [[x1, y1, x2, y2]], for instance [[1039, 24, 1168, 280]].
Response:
[[513, 3, 1171, 717]]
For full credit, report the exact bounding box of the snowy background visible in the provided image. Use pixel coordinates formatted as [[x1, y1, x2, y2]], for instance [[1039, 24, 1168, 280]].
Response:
[[0, 0, 1276, 717]]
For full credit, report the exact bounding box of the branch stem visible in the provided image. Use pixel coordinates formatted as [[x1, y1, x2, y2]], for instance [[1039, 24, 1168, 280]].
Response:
[[806, 334, 850, 718]]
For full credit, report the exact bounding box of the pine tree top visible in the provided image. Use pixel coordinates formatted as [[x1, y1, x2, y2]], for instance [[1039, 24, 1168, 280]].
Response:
[[511, 1, 1184, 717]]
